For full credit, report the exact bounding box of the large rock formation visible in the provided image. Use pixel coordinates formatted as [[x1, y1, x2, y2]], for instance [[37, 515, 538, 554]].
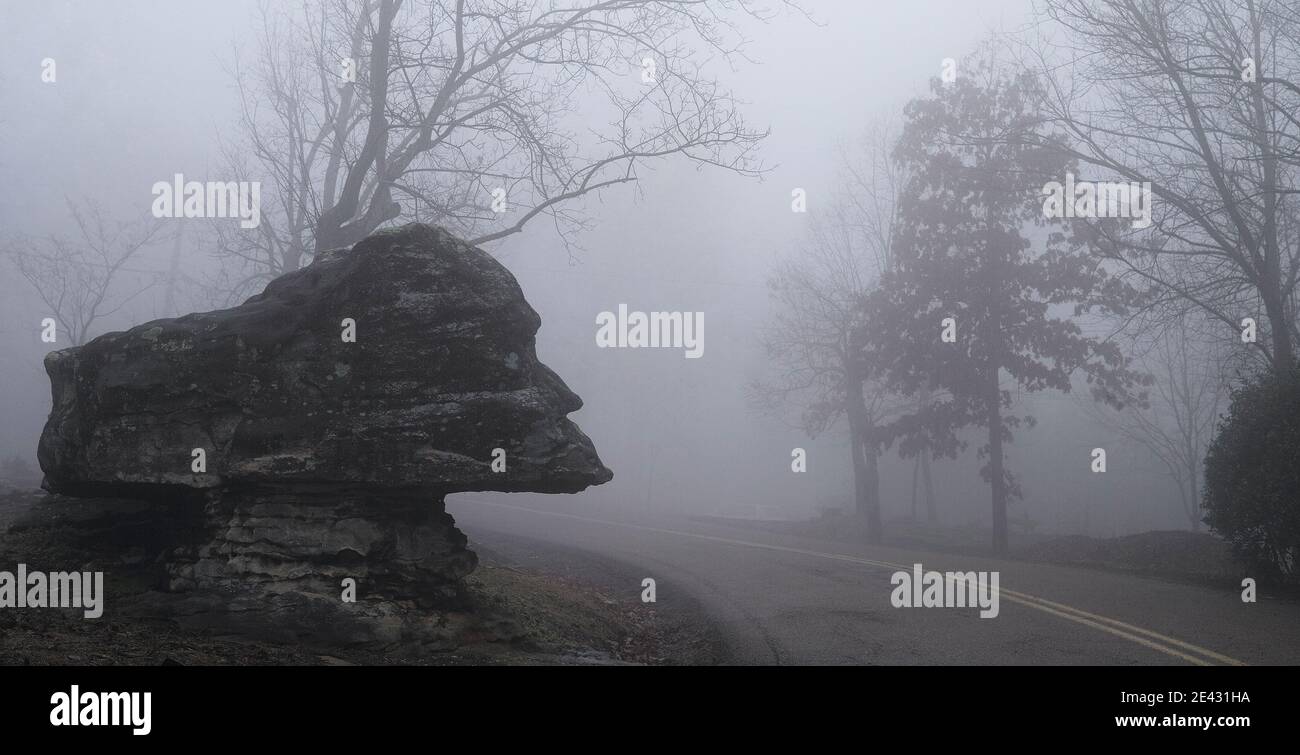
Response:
[[37, 223, 611, 644]]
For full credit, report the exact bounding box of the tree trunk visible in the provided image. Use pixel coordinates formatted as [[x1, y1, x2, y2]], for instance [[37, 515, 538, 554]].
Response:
[[844, 353, 883, 544], [313, 0, 400, 255], [1263, 289, 1293, 372], [847, 413, 883, 543], [910, 455, 920, 521], [283, 237, 306, 274], [859, 430, 883, 543], [163, 223, 184, 317], [846, 392, 871, 526], [1187, 466, 1202, 533], [1247, 21, 1294, 375], [988, 367, 1008, 554], [920, 448, 937, 525], [918, 380, 937, 525], [982, 219, 1007, 553]]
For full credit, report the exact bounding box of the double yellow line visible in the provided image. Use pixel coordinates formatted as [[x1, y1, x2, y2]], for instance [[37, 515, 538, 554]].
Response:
[[995, 586, 1243, 666], [464, 500, 1246, 666]]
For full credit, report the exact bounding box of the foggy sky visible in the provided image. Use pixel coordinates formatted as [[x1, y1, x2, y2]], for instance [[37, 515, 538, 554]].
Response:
[[0, 0, 1185, 537]]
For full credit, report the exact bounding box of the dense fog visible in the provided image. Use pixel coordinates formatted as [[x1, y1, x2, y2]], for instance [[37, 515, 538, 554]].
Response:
[[0, 0, 1274, 543]]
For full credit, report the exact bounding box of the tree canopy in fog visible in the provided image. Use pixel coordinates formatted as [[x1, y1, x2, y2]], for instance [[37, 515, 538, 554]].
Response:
[[213, 0, 785, 299]]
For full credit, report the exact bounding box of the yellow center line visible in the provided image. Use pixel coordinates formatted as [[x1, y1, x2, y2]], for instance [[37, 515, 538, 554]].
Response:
[[997, 587, 1245, 666], [463, 499, 1246, 666]]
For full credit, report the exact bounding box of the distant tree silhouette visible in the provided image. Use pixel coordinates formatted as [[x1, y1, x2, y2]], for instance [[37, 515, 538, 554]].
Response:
[[3, 199, 164, 346], [864, 54, 1144, 553], [752, 123, 910, 543]]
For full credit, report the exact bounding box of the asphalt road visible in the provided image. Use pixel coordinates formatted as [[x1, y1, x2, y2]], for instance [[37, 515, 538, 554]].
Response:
[[449, 496, 1300, 665]]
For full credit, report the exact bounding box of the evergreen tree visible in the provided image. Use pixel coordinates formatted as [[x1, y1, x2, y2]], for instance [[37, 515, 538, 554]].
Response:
[[864, 58, 1142, 553]]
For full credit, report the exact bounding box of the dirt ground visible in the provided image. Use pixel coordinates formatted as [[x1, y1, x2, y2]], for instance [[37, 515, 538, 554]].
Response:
[[0, 489, 722, 666]]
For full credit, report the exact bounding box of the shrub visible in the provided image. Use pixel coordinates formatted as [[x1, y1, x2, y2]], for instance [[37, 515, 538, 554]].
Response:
[[1203, 365, 1300, 580]]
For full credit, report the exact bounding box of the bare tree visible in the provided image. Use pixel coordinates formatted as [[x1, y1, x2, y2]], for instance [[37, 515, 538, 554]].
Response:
[[1019, 0, 1300, 374], [3, 200, 165, 346], [1085, 311, 1230, 531], [213, 0, 792, 298], [751, 122, 912, 541], [753, 213, 893, 539]]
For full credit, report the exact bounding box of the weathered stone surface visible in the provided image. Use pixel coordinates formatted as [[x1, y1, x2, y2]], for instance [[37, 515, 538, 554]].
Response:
[[40, 223, 609, 497], [35, 223, 611, 644]]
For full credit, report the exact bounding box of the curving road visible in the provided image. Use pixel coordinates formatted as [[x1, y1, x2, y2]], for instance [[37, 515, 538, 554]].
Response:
[[449, 496, 1300, 665]]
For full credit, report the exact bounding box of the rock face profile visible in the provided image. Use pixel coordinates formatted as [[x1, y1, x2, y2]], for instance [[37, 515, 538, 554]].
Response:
[[37, 223, 611, 644]]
